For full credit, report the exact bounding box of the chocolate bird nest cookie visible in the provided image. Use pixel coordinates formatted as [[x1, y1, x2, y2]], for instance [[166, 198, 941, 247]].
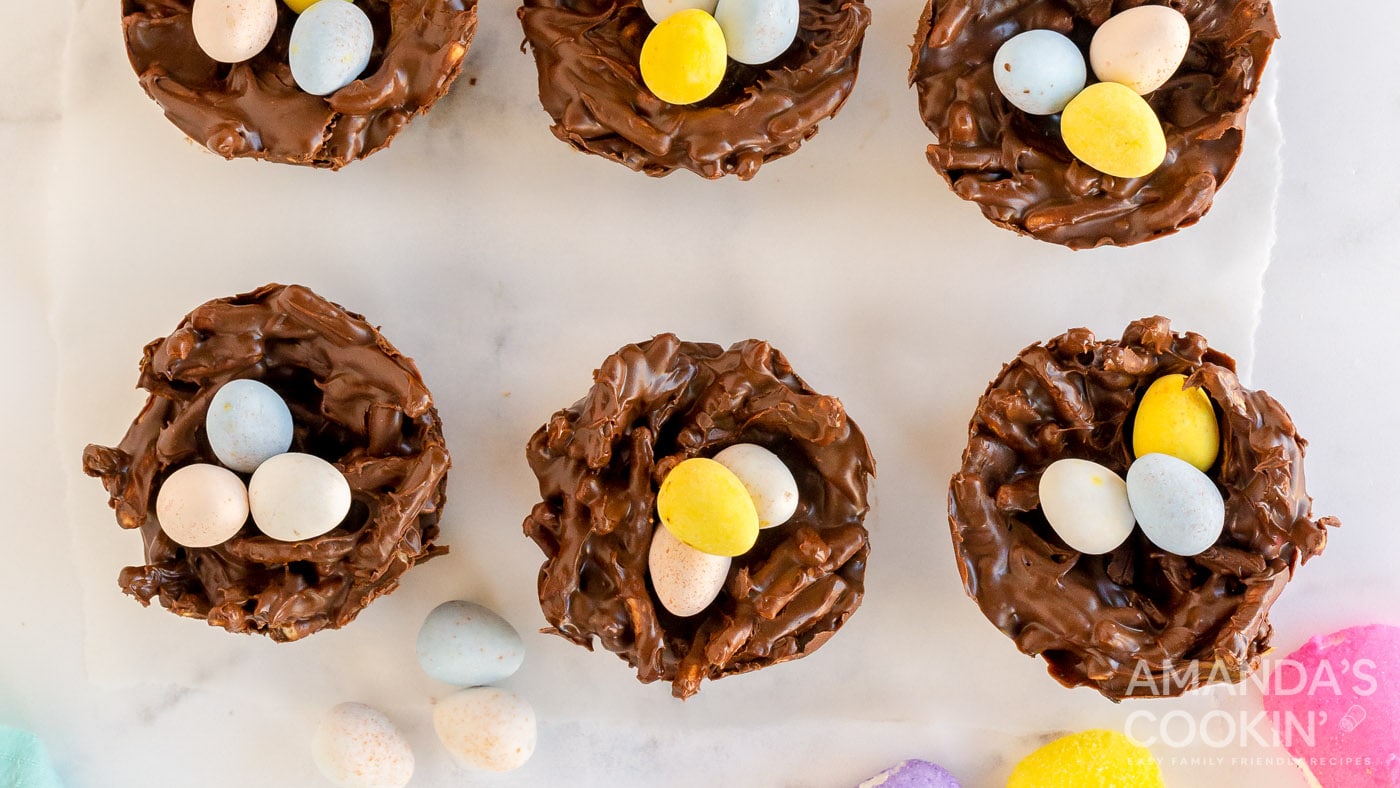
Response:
[[122, 0, 478, 168], [83, 284, 450, 641], [518, 0, 871, 179], [909, 0, 1277, 248], [524, 335, 875, 698], [948, 317, 1336, 699]]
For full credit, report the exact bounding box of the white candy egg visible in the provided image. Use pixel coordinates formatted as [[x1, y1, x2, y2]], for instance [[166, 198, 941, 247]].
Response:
[[1126, 453, 1225, 556], [712, 443, 798, 528], [433, 688, 537, 772], [205, 379, 294, 473], [1037, 458, 1135, 554], [191, 0, 278, 64], [311, 702, 414, 788], [642, 0, 717, 24], [156, 463, 249, 548], [648, 525, 731, 617], [248, 452, 351, 541], [1090, 5, 1191, 95], [714, 0, 799, 66], [289, 0, 375, 96], [993, 29, 1087, 115], [416, 601, 525, 687]]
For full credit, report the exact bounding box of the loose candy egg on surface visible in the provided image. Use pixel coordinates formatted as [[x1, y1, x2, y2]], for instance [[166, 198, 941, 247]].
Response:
[[1132, 373, 1219, 471], [248, 452, 352, 541], [416, 601, 525, 687], [311, 702, 414, 788], [155, 463, 249, 548], [857, 759, 962, 788], [656, 457, 759, 556], [205, 379, 294, 473], [640, 8, 728, 105], [992, 29, 1087, 115], [191, 0, 278, 63], [1007, 729, 1164, 788], [433, 687, 537, 772], [1090, 5, 1191, 95], [714, 0, 799, 66], [711, 443, 798, 528], [648, 525, 731, 617], [1060, 81, 1167, 178], [642, 0, 717, 25], [289, 0, 375, 96], [1037, 459, 1135, 555], [1126, 453, 1225, 556]]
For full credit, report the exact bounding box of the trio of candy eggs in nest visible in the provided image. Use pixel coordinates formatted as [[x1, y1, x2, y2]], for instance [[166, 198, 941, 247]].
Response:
[[994, 5, 1191, 178], [638, 0, 800, 105], [650, 443, 800, 617], [190, 0, 374, 96], [1038, 373, 1226, 558], [154, 378, 352, 548]]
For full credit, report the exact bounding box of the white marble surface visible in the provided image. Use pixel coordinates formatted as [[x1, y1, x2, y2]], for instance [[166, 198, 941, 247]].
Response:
[[1, 0, 1396, 786]]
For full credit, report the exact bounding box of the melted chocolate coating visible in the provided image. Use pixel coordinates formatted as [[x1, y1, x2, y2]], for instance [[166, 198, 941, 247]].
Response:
[[519, 0, 870, 179], [122, 0, 478, 168], [910, 0, 1277, 248], [949, 318, 1337, 699], [83, 284, 450, 641], [524, 336, 874, 698]]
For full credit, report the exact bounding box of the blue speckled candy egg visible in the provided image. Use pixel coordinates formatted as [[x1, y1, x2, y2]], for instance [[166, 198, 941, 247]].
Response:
[[1126, 453, 1226, 556], [289, 0, 375, 97], [416, 601, 525, 686], [714, 0, 799, 66], [206, 379, 293, 473], [993, 29, 1087, 115]]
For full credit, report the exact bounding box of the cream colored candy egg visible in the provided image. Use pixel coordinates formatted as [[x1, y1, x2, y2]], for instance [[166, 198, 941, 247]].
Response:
[[311, 702, 414, 788], [1090, 5, 1191, 95], [648, 525, 731, 617], [433, 687, 537, 772], [1037, 458, 1135, 554], [156, 463, 249, 548], [248, 452, 351, 541], [191, 0, 278, 64], [712, 443, 798, 528]]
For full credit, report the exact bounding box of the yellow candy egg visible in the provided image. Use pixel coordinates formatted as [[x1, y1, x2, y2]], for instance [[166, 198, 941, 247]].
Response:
[[1007, 729, 1164, 788], [1060, 82, 1167, 178], [1133, 373, 1220, 471], [640, 9, 727, 105], [656, 457, 759, 557], [284, 0, 347, 13]]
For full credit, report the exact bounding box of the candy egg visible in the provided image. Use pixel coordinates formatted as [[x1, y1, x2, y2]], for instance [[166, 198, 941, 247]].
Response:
[[640, 9, 727, 105], [248, 452, 351, 541], [416, 601, 525, 687], [289, 0, 375, 96], [1132, 373, 1219, 471], [712, 443, 798, 528], [1008, 729, 1164, 788], [1090, 5, 1191, 95], [191, 0, 278, 63], [156, 463, 249, 548], [205, 379, 294, 473], [1060, 82, 1167, 178], [284, 0, 339, 12], [714, 0, 798, 66], [1037, 459, 1135, 554], [433, 687, 537, 772], [311, 702, 414, 788], [648, 525, 731, 617], [1126, 453, 1225, 556], [857, 759, 962, 788], [992, 30, 1087, 115], [642, 0, 717, 25], [656, 457, 759, 556]]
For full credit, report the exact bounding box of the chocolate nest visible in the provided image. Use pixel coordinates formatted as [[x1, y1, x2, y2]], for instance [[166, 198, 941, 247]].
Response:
[[122, 0, 478, 168], [83, 284, 450, 641], [948, 317, 1336, 699], [518, 0, 871, 179], [910, 0, 1278, 248], [524, 335, 874, 698]]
